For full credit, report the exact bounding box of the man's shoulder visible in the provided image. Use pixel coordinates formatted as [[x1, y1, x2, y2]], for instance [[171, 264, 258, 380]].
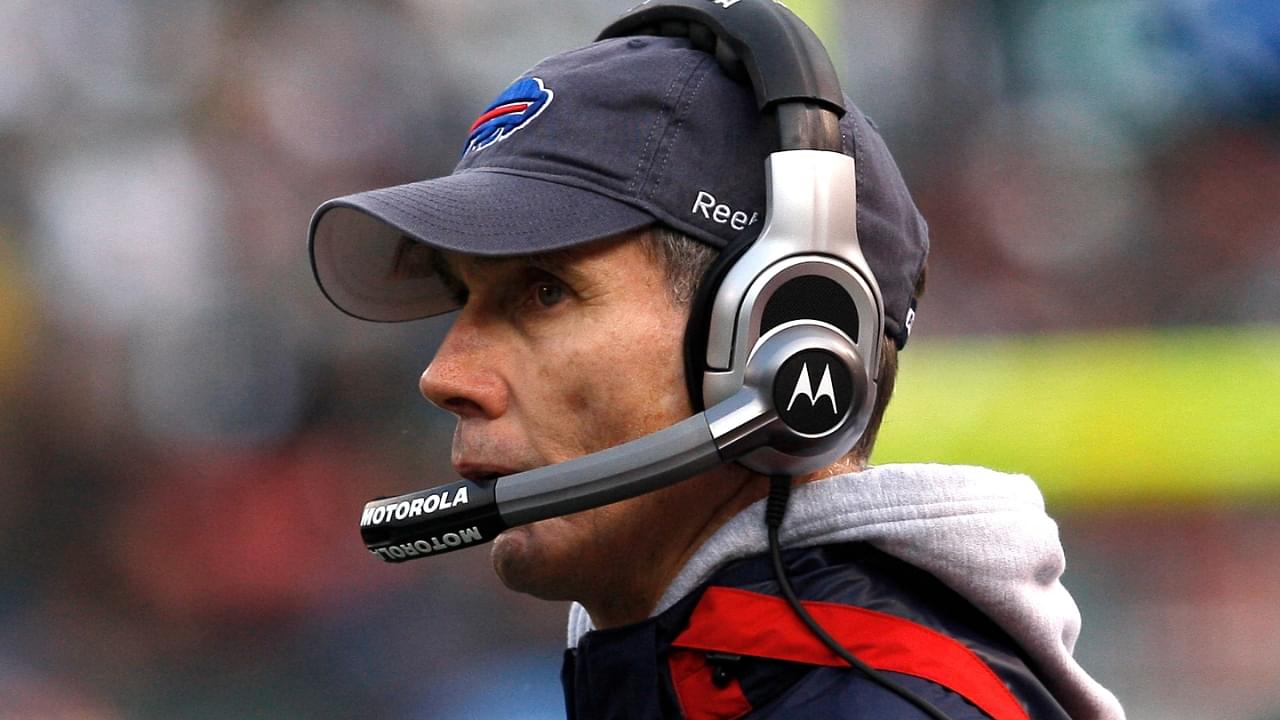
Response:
[[668, 542, 1070, 720], [748, 666, 999, 719]]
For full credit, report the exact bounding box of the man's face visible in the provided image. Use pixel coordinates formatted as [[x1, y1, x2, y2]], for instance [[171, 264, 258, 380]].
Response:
[[419, 232, 699, 606]]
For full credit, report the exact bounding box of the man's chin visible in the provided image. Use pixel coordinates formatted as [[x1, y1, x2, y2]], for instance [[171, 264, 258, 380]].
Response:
[[490, 521, 579, 602]]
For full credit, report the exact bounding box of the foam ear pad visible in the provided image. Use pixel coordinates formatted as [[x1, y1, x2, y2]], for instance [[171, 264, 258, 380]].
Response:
[[758, 275, 860, 343]]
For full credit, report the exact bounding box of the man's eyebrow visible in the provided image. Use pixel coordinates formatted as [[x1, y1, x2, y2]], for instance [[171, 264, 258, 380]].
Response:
[[413, 245, 588, 305], [471, 249, 585, 280], [521, 251, 581, 277]]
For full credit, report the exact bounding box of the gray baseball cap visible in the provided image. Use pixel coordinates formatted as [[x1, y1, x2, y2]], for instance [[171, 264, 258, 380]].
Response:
[[309, 35, 928, 347]]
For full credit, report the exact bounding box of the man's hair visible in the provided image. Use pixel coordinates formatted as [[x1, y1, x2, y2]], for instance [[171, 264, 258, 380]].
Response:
[[639, 224, 925, 466], [639, 225, 719, 306]]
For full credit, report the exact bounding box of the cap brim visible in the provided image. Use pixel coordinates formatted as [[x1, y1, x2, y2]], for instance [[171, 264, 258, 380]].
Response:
[[309, 169, 654, 322]]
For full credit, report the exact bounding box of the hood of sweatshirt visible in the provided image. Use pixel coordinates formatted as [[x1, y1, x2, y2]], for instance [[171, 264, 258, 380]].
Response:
[[567, 463, 1126, 720]]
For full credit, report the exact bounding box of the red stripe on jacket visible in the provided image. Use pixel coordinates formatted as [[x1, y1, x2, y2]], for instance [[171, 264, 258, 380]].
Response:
[[668, 586, 1029, 720]]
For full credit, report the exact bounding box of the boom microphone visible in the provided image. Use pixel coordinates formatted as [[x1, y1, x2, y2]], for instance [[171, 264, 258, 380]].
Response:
[[361, 396, 749, 562], [360, 324, 862, 562]]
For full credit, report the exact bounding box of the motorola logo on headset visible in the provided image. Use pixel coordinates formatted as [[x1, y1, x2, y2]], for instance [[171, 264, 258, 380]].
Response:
[[773, 350, 853, 435], [787, 363, 836, 413]]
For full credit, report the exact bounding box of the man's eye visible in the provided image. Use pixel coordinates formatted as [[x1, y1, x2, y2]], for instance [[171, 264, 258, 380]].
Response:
[[535, 281, 565, 307]]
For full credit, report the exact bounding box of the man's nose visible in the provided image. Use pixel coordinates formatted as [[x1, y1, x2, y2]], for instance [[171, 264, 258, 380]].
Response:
[[419, 319, 507, 420]]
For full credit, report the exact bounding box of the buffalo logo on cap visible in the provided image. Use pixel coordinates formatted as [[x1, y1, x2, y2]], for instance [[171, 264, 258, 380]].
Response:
[[463, 76, 555, 157]]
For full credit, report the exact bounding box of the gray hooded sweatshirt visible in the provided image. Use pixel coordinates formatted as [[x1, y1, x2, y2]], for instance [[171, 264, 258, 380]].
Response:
[[568, 463, 1126, 719]]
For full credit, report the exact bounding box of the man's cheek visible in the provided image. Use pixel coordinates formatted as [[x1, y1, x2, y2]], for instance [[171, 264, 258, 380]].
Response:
[[537, 343, 600, 410], [563, 383, 591, 414]]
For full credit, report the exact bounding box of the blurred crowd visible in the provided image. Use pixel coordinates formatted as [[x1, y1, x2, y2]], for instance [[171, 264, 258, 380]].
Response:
[[0, 1, 1277, 718]]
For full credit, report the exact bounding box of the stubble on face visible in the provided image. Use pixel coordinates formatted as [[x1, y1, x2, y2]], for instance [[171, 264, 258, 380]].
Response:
[[433, 235, 693, 611]]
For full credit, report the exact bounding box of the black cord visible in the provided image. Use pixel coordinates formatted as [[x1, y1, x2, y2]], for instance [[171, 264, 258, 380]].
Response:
[[765, 475, 953, 720]]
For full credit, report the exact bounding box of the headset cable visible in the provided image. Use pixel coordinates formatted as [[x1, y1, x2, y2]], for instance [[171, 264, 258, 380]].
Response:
[[765, 475, 953, 720]]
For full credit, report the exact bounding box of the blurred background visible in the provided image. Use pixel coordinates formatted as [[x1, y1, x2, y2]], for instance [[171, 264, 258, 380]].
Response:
[[0, 0, 1277, 717]]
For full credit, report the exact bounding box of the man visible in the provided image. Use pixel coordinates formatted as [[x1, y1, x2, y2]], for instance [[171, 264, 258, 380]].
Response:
[[309, 21, 1125, 720]]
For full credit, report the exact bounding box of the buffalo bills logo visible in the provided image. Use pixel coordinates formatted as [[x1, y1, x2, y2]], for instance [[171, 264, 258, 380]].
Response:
[[463, 77, 554, 157]]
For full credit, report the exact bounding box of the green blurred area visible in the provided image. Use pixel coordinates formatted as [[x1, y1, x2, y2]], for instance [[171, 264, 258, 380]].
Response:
[[876, 325, 1280, 505], [781, 0, 837, 48]]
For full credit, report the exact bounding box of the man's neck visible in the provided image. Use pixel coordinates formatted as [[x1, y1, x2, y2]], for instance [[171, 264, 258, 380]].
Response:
[[580, 466, 771, 630]]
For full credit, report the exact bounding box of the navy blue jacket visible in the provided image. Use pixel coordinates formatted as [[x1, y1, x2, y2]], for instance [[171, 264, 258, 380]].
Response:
[[561, 542, 1070, 719]]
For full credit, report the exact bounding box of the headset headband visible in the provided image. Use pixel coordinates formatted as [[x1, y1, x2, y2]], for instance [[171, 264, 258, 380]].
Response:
[[598, 0, 845, 151]]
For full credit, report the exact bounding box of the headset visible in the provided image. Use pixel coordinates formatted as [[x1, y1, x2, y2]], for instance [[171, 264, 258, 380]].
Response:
[[358, 2, 951, 716], [359, 0, 881, 565]]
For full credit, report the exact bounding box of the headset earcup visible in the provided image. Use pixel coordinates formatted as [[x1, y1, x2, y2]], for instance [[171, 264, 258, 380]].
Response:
[[687, 249, 883, 475]]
